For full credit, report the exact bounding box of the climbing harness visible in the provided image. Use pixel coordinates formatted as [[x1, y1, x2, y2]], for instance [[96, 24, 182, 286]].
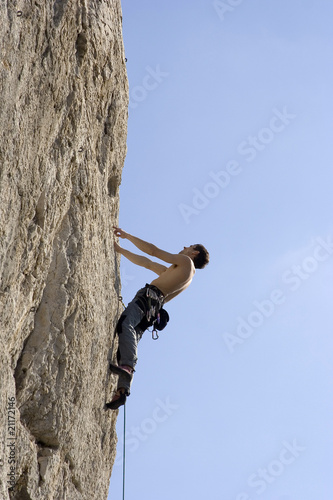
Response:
[[134, 284, 170, 337], [145, 285, 163, 322], [116, 286, 170, 341]]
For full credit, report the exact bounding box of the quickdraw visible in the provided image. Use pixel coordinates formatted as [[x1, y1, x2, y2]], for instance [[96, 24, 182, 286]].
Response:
[[152, 311, 161, 340]]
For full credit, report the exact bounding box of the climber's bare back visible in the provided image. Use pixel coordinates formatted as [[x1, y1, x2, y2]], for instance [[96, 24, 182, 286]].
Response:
[[150, 257, 195, 303]]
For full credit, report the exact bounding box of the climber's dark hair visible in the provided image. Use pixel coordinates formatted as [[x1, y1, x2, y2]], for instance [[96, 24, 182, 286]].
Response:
[[193, 244, 209, 269]]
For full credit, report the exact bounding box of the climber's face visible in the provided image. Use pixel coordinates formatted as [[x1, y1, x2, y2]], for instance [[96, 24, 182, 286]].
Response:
[[179, 245, 199, 258]]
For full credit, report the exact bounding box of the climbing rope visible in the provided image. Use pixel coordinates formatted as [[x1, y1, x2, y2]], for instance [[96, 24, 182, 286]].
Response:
[[122, 401, 126, 500]]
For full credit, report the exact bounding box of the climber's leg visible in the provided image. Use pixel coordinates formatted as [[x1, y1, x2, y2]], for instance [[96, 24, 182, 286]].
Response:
[[117, 299, 144, 366], [114, 298, 145, 393]]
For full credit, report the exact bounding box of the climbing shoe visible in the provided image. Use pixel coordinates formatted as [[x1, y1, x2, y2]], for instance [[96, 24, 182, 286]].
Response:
[[105, 390, 127, 410]]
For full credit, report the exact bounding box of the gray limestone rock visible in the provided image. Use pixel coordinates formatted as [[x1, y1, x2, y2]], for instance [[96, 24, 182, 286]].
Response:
[[0, 1, 128, 498]]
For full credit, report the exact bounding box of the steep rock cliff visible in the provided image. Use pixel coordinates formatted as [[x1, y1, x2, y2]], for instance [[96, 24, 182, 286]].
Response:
[[0, 1, 128, 498]]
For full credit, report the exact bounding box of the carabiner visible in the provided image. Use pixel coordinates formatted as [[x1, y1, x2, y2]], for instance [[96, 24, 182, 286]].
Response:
[[152, 328, 159, 340]]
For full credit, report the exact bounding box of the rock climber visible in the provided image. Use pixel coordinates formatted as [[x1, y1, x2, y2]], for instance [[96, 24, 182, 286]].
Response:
[[106, 227, 209, 409]]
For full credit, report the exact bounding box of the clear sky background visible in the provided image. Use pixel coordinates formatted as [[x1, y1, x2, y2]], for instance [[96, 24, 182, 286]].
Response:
[[108, 1, 333, 499]]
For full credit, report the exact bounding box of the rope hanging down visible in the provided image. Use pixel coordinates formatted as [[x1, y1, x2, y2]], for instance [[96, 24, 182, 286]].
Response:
[[122, 401, 126, 500]]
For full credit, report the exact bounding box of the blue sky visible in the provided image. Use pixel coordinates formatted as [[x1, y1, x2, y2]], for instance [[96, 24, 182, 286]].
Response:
[[108, 1, 333, 499]]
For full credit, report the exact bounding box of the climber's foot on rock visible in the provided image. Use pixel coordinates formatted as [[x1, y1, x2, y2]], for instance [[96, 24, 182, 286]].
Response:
[[105, 388, 127, 410]]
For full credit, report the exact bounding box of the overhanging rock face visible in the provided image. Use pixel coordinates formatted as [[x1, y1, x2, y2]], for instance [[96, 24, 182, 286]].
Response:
[[0, 1, 128, 498]]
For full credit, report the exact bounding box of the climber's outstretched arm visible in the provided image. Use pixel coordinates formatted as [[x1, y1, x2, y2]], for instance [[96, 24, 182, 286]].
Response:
[[113, 227, 189, 266], [114, 241, 167, 276], [113, 227, 157, 256]]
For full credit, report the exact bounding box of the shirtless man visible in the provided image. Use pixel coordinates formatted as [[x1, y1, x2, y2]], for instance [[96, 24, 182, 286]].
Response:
[[106, 227, 209, 409]]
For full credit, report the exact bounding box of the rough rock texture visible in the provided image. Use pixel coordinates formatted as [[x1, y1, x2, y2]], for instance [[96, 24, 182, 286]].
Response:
[[0, 1, 128, 498]]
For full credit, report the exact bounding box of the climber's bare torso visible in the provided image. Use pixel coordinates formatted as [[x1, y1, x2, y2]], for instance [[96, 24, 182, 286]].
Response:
[[150, 256, 196, 303]]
